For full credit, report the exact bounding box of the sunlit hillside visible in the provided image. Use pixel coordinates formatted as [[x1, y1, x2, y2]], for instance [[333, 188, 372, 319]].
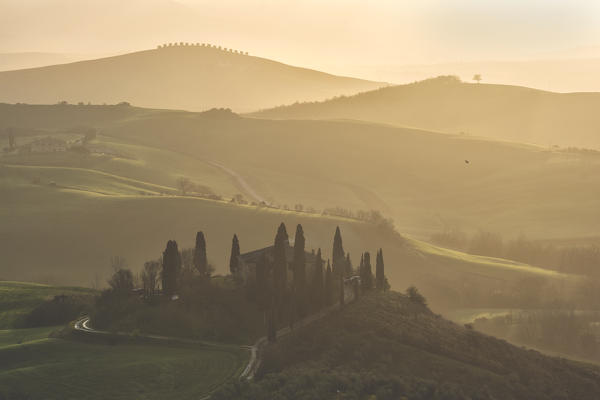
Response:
[[251, 76, 600, 149], [1, 105, 587, 311], [0, 46, 384, 112], [3, 103, 600, 243]]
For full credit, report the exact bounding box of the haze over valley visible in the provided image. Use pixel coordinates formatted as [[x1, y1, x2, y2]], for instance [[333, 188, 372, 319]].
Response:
[[2, 2, 600, 399]]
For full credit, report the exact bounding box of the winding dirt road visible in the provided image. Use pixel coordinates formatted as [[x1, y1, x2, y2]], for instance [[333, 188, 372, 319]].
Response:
[[73, 289, 353, 398]]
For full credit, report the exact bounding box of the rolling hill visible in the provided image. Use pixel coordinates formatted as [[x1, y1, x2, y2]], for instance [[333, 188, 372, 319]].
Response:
[[251, 76, 600, 149], [1, 104, 596, 311], [0, 52, 92, 72], [0, 46, 384, 112], [214, 291, 600, 400], [3, 103, 600, 243], [0, 160, 580, 312]]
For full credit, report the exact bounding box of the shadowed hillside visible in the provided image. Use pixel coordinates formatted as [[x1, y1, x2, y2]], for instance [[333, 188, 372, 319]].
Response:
[[0, 46, 384, 112], [214, 291, 600, 400], [251, 76, 600, 149]]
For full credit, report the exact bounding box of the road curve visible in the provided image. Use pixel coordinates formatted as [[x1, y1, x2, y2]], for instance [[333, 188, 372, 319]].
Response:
[[73, 291, 353, 397], [73, 315, 258, 400]]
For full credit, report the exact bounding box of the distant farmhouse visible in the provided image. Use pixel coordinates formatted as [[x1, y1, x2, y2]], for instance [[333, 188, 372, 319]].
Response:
[[237, 239, 359, 302], [26, 137, 67, 153], [237, 241, 317, 283]]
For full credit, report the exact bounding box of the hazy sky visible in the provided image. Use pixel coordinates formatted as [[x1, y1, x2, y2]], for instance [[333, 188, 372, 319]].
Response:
[[1, 0, 599, 73]]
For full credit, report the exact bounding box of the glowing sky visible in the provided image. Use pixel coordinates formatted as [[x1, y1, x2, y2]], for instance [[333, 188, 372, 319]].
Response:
[[1, 0, 599, 72]]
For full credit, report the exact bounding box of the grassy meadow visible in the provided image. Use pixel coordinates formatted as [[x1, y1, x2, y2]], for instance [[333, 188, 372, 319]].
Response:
[[0, 335, 247, 400], [0, 281, 248, 400], [0, 281, 95, 329]]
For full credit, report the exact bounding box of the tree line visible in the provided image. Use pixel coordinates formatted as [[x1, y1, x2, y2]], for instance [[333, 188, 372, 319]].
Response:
[[431, 229, 600, 278], [107, 223, 390, 342], [244, 224, 390, 342], [156, 42, 249, 55]]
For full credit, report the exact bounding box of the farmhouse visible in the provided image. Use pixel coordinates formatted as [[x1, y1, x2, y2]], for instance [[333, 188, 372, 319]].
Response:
[[237, 241, 317, 283], [237, 241, 360, 302], [28, 137, 67, 153]]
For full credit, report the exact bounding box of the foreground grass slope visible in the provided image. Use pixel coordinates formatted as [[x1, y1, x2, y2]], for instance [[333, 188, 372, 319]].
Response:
[[0, 282, 248, 400], [0, 46, 384, 112], [0, 281, 95, 329], [215, 292, 600, 400], [251, 76, 600, 149], [0, 335, 247, 400]]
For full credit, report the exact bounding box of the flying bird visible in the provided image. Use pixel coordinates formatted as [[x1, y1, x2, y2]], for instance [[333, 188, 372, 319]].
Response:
[[464, 160, 470, 164]]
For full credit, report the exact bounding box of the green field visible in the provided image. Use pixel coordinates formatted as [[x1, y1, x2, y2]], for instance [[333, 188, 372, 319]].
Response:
[[0, 335, 247, 400], [0, 282, 248, 400], [0, 325, 57, 348], [0, 281, 96, 329]]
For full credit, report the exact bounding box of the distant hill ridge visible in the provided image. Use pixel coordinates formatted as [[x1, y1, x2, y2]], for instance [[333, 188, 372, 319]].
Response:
[[251, 75, 600, 149], [0, 46, 385, 112]]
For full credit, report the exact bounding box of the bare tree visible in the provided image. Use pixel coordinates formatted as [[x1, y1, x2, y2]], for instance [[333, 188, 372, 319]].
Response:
[[141, 261, 160, 294], [177, 177, 193, 195], [110, 255, 128, 271], [108, 268, 134, 292]]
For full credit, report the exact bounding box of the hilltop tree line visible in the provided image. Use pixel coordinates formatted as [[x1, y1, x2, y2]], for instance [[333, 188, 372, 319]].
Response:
[[105, 223, 389, 342], [157, 42, 249, 55]]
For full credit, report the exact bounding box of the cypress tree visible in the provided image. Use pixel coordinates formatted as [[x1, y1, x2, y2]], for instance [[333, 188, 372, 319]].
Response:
[[345, 252, 352, 277], [359, 253, 364, 274], [324, 259, 333, 306], [193, 231, 208, 278], [273, 222, 289, 301], [311, 248, 324, 310], [229, 234, 241, 281], [361, 251, 373, 292], [293, 224, 306, 317], [332, 226, 345, 278], [376, 248, 387, 291], [255, 252, 276, 341], [162, 240, 181, 296], [339, 266, 345, 308]]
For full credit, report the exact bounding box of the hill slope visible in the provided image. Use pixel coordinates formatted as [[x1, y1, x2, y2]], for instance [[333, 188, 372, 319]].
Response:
[[214, 292, 600, 400], [0, 46, 384, 112], [0, 162, 579, 311], [251, 76, 600, 149], [3, 103, 600, 242]]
